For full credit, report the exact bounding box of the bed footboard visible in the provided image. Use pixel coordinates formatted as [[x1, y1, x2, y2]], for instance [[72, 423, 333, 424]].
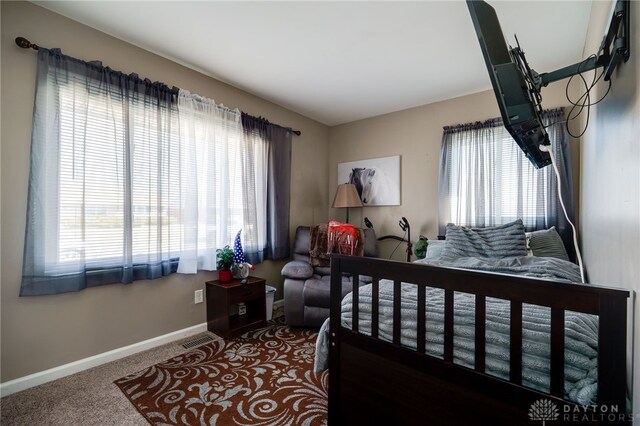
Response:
[[328, 255, 631, 425]]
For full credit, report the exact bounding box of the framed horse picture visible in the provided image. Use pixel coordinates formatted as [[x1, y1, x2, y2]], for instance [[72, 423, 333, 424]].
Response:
[[337, 155, 401, 206]]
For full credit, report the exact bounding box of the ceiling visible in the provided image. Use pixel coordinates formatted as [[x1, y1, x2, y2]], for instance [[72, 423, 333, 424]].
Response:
[[33, 1, 593, 126]]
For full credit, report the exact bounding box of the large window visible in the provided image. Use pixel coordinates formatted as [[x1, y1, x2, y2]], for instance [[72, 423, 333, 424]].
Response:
[[441, 123, 550, 228], [21, 49, 287, 296], [55, 77, 182, 270], [438, 110, 575, 242]]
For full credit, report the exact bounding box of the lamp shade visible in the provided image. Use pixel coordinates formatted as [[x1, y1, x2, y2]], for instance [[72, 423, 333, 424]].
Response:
[[332, 184, 363, 208]]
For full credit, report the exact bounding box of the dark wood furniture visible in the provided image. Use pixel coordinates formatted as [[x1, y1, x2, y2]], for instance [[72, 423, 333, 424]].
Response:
[[328, 255, 631, 425], [206, 276, 266, 339]]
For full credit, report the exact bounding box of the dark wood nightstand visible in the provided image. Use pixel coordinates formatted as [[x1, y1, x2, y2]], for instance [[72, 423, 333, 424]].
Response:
[[205, 276, 266, 339]]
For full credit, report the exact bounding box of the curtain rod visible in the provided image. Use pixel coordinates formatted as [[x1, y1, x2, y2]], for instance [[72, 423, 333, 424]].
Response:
[[15, 37, 302, 136]]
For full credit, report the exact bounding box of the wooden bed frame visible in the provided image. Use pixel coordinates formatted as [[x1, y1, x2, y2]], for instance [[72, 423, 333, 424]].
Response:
[[328, 255, 631, 425]]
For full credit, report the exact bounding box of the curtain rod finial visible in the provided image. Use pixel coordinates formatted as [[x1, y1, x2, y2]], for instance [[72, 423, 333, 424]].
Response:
[[15, 37, 39, 50]]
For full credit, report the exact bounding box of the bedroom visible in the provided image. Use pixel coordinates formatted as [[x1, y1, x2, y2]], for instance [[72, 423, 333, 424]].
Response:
[[1, 0, 638, 425]]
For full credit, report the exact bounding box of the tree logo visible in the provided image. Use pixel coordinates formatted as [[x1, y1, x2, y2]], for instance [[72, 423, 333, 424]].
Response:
[[529, 399, 559, 425]]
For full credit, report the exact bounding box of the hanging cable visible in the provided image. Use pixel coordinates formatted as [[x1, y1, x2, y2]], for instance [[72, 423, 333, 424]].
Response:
[[539, 144, 585, 283], [562, 50, 613, 139], [388, 230, 407, 260]]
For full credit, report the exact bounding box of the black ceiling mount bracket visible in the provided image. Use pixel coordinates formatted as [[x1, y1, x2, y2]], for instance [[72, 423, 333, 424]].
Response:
[[536, 0, 630, 89]]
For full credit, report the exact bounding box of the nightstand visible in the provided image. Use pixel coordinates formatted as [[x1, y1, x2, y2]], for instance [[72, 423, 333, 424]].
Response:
[[205, 276, 266, 339]]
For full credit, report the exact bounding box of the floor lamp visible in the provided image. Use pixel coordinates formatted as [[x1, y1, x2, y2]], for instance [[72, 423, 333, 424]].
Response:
[[331, 184, 363, 223]]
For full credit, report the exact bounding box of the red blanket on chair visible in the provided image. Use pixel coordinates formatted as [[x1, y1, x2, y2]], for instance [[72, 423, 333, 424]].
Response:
[[327, 220, 361, 256], [309, 221, 364, 267]]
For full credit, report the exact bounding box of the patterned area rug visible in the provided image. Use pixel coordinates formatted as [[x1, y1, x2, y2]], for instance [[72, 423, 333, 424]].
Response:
[[115, 321, 328, 425]]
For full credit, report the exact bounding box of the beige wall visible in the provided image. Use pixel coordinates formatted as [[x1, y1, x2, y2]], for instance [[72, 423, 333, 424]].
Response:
[[329, 82, 578, 260], [1, 1, 329, 382], [580, 0, 640, 420]]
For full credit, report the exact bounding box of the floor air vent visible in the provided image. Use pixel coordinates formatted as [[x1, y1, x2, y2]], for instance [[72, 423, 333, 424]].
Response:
[[181, 334, 215, 349]]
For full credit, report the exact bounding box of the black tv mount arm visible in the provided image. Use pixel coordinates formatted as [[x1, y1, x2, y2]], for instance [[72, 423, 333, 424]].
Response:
[[530, 0, 630, 91]]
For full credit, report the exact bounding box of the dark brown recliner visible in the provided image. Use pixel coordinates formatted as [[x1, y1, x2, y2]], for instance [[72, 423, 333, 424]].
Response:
[[282, 226, 377, 327]]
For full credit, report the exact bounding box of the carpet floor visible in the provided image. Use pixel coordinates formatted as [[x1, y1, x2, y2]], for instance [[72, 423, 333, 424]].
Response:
[[0, 331, 221, 426], [115, 321, 328, 425]]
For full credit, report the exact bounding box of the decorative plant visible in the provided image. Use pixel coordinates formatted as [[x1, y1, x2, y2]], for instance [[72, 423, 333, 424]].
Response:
[[216, 245, 234, 270], [414, 235, 429, 259]]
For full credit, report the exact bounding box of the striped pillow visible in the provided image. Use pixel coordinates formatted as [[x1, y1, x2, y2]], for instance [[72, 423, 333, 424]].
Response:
[[528, 227, 570, 261], [443, 220, 527, 258]]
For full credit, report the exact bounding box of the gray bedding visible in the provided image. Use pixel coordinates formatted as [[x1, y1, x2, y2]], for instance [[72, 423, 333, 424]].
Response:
[[314, 255, 600, 405]]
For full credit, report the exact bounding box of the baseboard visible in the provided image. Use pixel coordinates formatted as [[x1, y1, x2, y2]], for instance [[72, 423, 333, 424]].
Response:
[[273, 298, 284, 309], [0, 322, 207, 398]]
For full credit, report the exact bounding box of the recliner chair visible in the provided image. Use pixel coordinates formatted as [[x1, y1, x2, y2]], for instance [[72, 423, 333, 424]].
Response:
[[282, 226, 377, 327]]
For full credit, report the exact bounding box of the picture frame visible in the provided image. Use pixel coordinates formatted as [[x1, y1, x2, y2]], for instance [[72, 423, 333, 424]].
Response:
[[337, 155, 401, 206]]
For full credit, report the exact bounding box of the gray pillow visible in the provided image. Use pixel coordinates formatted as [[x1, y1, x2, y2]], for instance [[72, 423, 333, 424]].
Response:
[[281, 260, 314, 279], [443, 220, 527, 258], [424, 240, 446, 259], [528, 227, 570, 261]]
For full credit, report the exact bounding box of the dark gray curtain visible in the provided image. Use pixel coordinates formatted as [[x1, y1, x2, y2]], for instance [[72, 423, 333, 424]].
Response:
[[241, 114, 292, 262], [438, 108, 575, 258]]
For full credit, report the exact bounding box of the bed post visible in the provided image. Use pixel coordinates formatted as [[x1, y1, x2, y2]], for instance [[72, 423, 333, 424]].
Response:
[[597, 294, 628, 422], [328, 256, 342, 424]]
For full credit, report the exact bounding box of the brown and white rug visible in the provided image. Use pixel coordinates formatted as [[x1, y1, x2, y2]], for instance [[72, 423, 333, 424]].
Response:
[[115, 322, 328, 425]]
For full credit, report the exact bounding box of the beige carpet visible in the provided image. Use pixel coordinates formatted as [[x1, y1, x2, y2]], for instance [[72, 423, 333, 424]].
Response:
[[0, 332, 222, 426], [115, 321, 327, 425]]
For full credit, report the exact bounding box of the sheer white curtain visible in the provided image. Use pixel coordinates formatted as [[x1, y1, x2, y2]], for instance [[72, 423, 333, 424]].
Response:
[[21, 49, 181, 296], [176, 91, 267, 273]]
